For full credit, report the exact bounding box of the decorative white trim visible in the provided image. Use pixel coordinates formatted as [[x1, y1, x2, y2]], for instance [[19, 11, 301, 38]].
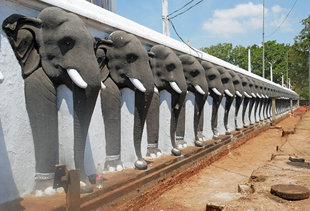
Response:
[[35, 173, 55, 180], [105, 155, 120, 161]]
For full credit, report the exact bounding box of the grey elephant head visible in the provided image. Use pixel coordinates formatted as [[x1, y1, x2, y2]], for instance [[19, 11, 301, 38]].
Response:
[[96, 31, 154, 170], [149, 45, 187, 94], [3, 7, 102, 193], [0, 72, 3, 84], [218, 67, 235, 97], [201, 61, 223, 97], [178, 55, 208, 146], [179, 55, 209, 96], [146, 45, 187, 156], [240, 75, 252, 98], [229, 71, 243, 98], [247, 78, 257, 98], [217, 68, 235, 134]]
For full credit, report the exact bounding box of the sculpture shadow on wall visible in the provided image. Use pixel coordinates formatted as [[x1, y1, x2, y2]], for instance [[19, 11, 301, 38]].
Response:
[[0, 119, 22, 208]]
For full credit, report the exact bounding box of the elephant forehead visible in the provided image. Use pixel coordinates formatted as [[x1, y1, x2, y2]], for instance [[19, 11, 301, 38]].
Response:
[[42, 21, 92, 42]]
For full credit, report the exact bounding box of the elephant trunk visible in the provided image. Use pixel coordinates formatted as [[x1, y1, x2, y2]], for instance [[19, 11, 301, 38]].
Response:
[[234, 96, 243, 130], [146, 91, 160, 154], [248, 98, 255, 124], [134, 83, 154, 170], [170, 91, 186, 154], [73, 75, 100, 193], [242, 97, 250, 126], [224, 96, 234, 133], [254, 97, 260, 122], [211, 91, 223, 139]]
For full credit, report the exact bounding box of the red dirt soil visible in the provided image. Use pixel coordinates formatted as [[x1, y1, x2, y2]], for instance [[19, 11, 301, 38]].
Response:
[[141, 109, 310, 211]]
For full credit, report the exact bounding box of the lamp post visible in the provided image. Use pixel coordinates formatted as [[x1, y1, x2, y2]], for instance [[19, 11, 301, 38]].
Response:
[[268, 62, 273, 82]]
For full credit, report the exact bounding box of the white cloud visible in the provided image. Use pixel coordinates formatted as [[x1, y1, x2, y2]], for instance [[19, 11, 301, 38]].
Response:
[[202, 2, 265, 37], [202, 2, 293, 38], [271, 5, 283, 14]]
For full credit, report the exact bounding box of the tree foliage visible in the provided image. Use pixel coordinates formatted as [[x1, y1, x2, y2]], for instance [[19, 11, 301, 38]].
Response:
[[200, 15, 310, 100]]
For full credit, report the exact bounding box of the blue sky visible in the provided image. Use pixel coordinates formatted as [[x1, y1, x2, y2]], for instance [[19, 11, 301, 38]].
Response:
[[117, 0, 309, 48]]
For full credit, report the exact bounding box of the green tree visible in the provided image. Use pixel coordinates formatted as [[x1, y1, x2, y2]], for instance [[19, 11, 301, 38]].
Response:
[[289, 15, 310, 100]]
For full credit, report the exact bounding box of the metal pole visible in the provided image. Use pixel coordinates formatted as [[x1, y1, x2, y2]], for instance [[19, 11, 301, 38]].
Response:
[[248, 46, 251, 73], [270, 63, 273, 82], [262, 0, 265, 78], [282, 74, 284, 86], [286, 50, 289, 86], [162, 0, 170, 36]]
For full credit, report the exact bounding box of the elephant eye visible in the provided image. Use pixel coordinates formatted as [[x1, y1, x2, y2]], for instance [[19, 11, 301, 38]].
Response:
[[126, 53, 138, 64], [166, 63, 176, 72], [156, 72, 162, 77], [190, 70, 200, 77], [242, 82, 247, 86], [233, 80, 239, 85], [58, 37, 75, 55], [208, 74, 216, 80], [221, 78, 229, 84]]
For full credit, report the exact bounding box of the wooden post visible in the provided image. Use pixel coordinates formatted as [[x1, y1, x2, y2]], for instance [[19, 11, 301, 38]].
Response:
[[54, 165, 80, 211], [272, 98, 276, 125], [66, 170, 80, 211]]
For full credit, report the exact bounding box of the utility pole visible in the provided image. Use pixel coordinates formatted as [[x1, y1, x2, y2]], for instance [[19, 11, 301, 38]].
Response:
[[282, 74, 284, 86], [262, 0, 265, 78], [286, 49, 289, 86], [268, 62, 273, 82], [248, 45, 251, 73], [162, 0, 170, 36]]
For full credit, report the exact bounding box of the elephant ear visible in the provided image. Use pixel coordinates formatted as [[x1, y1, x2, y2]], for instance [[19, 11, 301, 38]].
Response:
[[94, 38, 113, 82], [2, 14, 42, 79]]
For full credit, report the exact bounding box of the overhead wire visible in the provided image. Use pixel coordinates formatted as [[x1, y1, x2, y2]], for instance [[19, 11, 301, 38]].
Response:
[[266, 0, 298, 37], [167, 0, 195, 18], [167, 0, 206, 57]]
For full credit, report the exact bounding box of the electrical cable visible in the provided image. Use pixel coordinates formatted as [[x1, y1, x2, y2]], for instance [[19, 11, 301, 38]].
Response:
[[266, 0, 298, 37], [168, 19, 202, 57], [169, 0, 205, 20], [167, 0, 195, 17]]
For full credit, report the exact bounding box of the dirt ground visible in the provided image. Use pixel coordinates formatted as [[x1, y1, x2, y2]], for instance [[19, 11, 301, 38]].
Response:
[[142, 108, 310, 211]]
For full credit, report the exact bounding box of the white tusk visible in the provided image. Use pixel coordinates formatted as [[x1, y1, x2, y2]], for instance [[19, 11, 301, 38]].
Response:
[[212, 87, 222, 96], [67, 69, 88, 89], [129, 78, 146, 93], [169, 81, 182, 94], [101, 82, 106, 89], [256, 93, 261, 98], [0, 72, 4, 84], [251, 93, 256, 98], [154, 86, 159, 93], [265, 95, 269, 98], [236, 90, 242, 97], [244, 91, 252, 98], [194, 85, 205, 95], [224, 89, 234, 97], [261, 94, 265, 98]]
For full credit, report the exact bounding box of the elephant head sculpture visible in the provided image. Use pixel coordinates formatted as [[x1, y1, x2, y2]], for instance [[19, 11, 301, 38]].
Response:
[[218, 67, 235, 135], [247, 77, 256, 125], [176, 55, 208, 147], [96, 31, 154, 170], [253, 80, 262, 123], [229, 71, 243, 130], [0, 72, 3, 83], [146, 45, 187, 157], [240, 75, 252, 127], [3, 7, 102, 193], [201, 61, 223, 140]]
